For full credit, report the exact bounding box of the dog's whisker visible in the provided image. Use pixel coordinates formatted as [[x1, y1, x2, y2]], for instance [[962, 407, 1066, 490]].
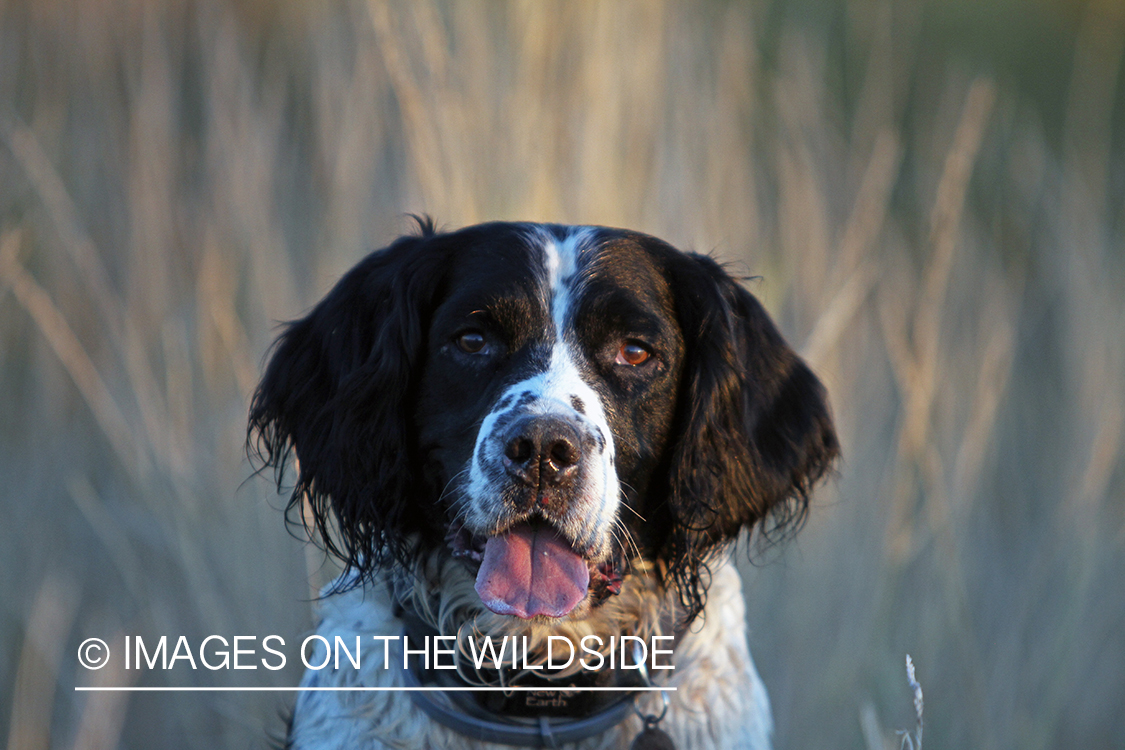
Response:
[[618, 499, 646, 523], [611, 516, 643, 562], [437, 467, 471, 505]]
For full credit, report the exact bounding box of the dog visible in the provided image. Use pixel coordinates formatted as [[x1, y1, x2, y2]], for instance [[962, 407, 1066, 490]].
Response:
[[248, 220, 838, 749]]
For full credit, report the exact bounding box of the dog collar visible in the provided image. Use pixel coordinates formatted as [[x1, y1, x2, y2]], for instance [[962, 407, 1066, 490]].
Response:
[[397, 607, 649, 748], [403, 660, 638, 748]]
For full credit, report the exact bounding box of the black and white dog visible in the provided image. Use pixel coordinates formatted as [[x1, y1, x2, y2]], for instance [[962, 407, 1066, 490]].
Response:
[[249, 220, 837, 749]]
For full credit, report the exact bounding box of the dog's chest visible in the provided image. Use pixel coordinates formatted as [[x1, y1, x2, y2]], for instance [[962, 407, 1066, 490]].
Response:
[[287, 563, 772, 750]]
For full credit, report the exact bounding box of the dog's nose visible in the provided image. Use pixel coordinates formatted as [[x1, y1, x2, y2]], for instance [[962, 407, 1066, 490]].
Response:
[[502, 415, 581, 487]]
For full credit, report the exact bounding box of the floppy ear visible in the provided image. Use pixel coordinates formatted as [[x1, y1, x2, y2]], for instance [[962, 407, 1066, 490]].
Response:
[[248, 229, 447, 587], [663, 252, 839, 617]]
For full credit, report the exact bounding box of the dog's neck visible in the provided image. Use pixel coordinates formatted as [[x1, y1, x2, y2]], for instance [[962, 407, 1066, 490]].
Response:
[[388, 548, 684, 654]]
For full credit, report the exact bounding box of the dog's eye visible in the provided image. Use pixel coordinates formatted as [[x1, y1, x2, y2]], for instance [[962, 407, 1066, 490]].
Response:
[[456, 331, 487, 354], [615, 341, 651, 366]]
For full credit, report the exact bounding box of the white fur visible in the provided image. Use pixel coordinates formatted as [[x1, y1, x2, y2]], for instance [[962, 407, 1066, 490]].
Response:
[[288, 559, 772, 749]]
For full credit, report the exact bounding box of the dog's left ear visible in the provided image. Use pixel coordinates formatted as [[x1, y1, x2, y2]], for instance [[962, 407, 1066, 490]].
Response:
[[662, 251, 839, 615]]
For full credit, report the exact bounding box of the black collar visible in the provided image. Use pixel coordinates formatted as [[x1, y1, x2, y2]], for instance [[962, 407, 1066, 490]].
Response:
[[397, 606, 642, 748]]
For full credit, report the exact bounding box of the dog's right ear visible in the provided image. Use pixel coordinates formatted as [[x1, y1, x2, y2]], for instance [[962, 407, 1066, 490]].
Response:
[[248, 228, 447, 587]]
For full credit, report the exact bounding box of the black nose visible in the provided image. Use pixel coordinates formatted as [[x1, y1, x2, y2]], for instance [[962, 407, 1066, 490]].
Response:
[[502, 415, 581, 488]]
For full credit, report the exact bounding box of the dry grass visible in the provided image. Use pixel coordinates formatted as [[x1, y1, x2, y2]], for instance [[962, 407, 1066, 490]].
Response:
[[1, 1, 1122, 748]]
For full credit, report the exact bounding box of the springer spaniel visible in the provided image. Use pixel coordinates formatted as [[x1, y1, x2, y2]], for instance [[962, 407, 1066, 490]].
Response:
[[249, 220, 838, 749]]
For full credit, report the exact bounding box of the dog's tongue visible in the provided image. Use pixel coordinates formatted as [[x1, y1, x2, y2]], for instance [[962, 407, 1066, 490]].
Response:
[[474, 523, 589, 619]]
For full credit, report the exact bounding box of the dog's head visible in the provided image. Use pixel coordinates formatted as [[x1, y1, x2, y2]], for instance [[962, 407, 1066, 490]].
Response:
[[249, 221, 837, 621]]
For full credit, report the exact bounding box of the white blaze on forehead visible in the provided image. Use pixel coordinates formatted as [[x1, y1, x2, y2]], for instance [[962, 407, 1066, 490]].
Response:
[[543, 228, 582, 326], [538, 229, 607, 421], [538, 228, 598, 403]]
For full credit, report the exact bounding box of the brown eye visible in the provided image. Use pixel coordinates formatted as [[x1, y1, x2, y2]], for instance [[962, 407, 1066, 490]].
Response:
[[616, 341, 651, 366], [456, 331, 486, 354]]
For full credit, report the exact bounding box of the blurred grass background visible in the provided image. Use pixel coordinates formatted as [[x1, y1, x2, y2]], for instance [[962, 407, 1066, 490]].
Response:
[[2, 0, 1123, 748]]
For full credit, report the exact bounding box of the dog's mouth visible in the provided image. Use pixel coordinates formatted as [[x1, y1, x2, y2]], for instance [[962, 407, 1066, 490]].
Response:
[[446, 520, 624, 619]]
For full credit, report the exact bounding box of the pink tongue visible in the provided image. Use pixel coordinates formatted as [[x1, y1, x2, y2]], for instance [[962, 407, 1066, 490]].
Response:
[[474, 523, 590, 619]]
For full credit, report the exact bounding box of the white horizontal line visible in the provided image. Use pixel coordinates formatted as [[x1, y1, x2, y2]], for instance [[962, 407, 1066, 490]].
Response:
[[74, 686, 675, 692]]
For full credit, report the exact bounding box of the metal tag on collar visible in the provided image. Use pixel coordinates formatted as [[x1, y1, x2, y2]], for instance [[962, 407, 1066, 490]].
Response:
[[629, 639, 675, 750]]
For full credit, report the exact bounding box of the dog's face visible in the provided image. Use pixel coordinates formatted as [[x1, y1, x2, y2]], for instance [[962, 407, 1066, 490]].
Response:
[[249, 221, 837, 622], [414, 226, 685, 619]]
